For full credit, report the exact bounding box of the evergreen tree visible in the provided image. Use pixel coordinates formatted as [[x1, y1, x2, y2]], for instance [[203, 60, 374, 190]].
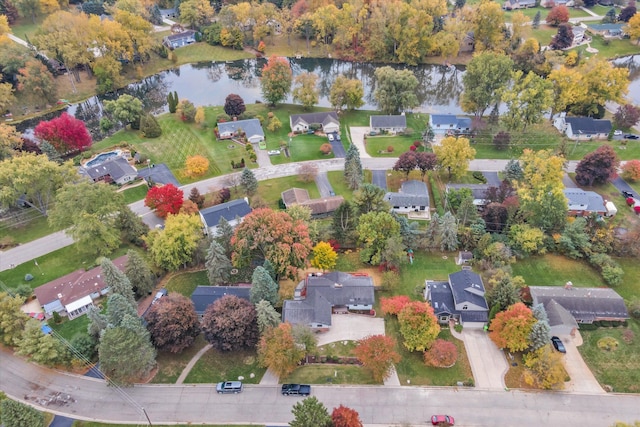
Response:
[[344, 143, 363, 190], [529, 303, 551, 351], [438, 211, 459, 251], [125, 250, 155, 298], [1, 399, 45, 427], [290, 396, 332, 427], [40, 141, 62, 164], [105, 293, 138, 328], [87, 305, 107, 339], [240, 168, 258, 196], [504, 159, 524, 182], [215, 217, 234, 256], [167, 91, 179, 113], [140, 114, 162, 138], [205, 240, 232, 285], [331, 200, 359, 246], [255, 299, 281, 334], [189, 187, 205, 209], [149, 4, 163, 25], [487, 272, 521, 311], [118, 207, 148, 246], [532, 11, 541, 29], [101, 258, 136, 309], [424, 212, 440, 250], [262, 259, 277, 281], [250, 266, 279, 306]]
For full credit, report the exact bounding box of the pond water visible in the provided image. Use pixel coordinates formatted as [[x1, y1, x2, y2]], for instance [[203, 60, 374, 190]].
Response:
[[17, 55, 640, 139]]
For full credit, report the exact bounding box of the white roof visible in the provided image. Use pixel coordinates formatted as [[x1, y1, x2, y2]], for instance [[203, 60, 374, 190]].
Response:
[[64, 295, 93, 313]]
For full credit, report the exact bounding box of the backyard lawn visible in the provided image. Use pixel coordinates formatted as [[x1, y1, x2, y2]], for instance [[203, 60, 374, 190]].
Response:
[[0, 209, 58, 245], [511, 254, 606, 288], [573, 35, 640, 60], [152, 335, 209, 384], [183, 347, 265, 384], [258, 175, 320, 208], [163, 270, 208, 297], [120, 184, 149, 204]]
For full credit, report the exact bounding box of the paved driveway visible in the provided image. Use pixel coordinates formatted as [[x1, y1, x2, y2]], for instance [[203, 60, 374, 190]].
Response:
[[315, 171, 334, 197], [563, 173, 578, 188], [371, 170, 388, 189], [561, 333, 605, 394], [482, 172, 501, 187], [348, 127, 372, 158], [461, 329, 508, 390], [330, 138, 346, 158], [316, 314, 385, 346], [611, 176, 637, 199]]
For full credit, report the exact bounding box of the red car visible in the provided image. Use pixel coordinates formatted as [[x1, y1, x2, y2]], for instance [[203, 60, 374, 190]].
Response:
[[431, 414, 455, 425]]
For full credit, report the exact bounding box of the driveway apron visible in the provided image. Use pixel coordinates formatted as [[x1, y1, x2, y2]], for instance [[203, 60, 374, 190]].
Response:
[[461, 329, 508, 390]]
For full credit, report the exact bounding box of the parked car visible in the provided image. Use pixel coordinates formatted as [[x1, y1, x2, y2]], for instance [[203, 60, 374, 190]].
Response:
[[431, 414, 454, 425], [622, 190, 634, 199], [551, 336, 566, 353], [267, 150, 281, 156], [216, 381, 243, 394], [613, 130, 622, 136], [334, 132, 341, 141], [281, 384, 311, 396], [624, 134, 639, 140], [328, 133, 335, 142], [152, 288, 168, 304]]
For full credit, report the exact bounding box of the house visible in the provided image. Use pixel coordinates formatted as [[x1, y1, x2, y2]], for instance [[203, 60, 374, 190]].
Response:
[[572, 26, 587, 46], [289, 112, 340, 134], [425, 269, 489, 328], [217, 119, 265, 144], [82, 156, 138, 185], [564, 188, 607, 217], [34, 256, 128, 320], [281, 188, 344, 218], [553, 113, 612, 140], [530, 285, 629, 336], [445, 184, 495, 209], [587, 23, 625, 38], [159, 8, 178, 19], [456, 251, 473, 266], [370, 115, 407, 134], [541, 0, 571, 6], [429, 114, 472, 135], [163, 30, 197, 49], [502, 0, 536, 9], [282, 272, 375, 330], [384, 180, 430, 214], [460, 32, 475, 53], [190, 285, 251, 319], [199, 198, 252, 235]]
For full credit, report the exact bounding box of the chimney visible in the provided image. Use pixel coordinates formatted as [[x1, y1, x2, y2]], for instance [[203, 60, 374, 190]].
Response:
[[564, 281, 573, 290]]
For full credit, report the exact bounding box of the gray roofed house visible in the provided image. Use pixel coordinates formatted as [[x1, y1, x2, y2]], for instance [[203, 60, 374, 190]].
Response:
[[370, 115, 407, 134], [553, 113, 612, 140], [217, 119, 265, 144], [82, 156, 138, 185], [289, 112, 340, 134], [159, 8, 178, 18], [503, 0, 536, 9], [425, 269, 489, 327], [445, 183, 495, 208], [190, 285, 251, 319], [563, 188, 607, 217], [281, 188, 344, 217], [384, 180, 430, 215], [587, 23, 625, 38], [199, 198, 252, 235], [429, 114, 472, 135], [530, 285, 629, 335], [163, 30, 197, 49], [282, 272, 375, 330]]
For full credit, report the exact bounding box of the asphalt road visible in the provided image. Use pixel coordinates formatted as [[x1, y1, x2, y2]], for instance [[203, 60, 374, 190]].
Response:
[[1, 351, 639, 427]]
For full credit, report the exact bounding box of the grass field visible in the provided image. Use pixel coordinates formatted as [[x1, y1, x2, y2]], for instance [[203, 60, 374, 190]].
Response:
[[184, 347, 265, 384], [163, 270, 208, 297], [503, 6, 591, 23], [531, 25, 558, 46], [258, 175, 320, 209], [120, 184, 149, 204], [0, 209, 58, 244], [573, 35, 640, 60], [152, 334, 209, 384], [511, 254, 606, 288], [283, 364, 379, 385]]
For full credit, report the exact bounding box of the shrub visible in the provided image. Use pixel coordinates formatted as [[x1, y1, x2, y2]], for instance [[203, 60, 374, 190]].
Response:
[[380, 295, 411, 316], [472, 171, 487, 183], [409, 145, 417, 151], [597, 336, 618, 351], [423, 339, 458, 368], [413, 140, 421, 147], [140, 114, 162, 138], [454, 324, 463, 333], [387, 145, 394, 153], [628, 298, 640, 319], [622, 329, 634, 344], [320, 143, 333, 155], [0, 236, 17, 249], [24, 273, 34, 281]]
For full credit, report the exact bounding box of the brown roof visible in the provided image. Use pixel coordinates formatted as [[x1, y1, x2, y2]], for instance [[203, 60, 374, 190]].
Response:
[[34, 256, 128, 306], [281, 188, 310, 208], [300, 196, 345, 215]]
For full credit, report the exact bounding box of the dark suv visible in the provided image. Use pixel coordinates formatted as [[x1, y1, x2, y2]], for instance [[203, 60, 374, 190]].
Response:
[[551, 336, 566, 353]]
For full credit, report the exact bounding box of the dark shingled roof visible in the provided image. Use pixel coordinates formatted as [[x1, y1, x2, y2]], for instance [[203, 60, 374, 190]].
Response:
[[565, 117, 612, 135], [199, 199, 251, 228], [165, 30, 197, 42], [530, 286, 629, 322], [290, 112, 339, 128], [448, 270, 488, 310], [427, 281, 456, 316], [281, 188, 344, 215], [370, 115, 407, 128], [83, 157, 137, 181], [217, 119, 265, 139], [190, 286, 251, 315], [385, 180, 429, 207]]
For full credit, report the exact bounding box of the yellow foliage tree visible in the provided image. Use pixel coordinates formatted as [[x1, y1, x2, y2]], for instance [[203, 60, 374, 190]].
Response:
[[433, 136, 476, 180], [311, 241, 337, 272], [523, 345, 566, 390], [626, 13, 640, 45], [195, 106, 206, 127], [258, 322, 305, 378], [185, 155, 209, 177]]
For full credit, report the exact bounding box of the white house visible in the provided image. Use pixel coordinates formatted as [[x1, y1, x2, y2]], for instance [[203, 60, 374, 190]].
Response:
[[163, 30, 197, 49], [199, 198, 252, 235], [217, 119, 265, 144], [553, 113, 612, 140], [429, 114, 472, 135], [384, 180, 430, 214], [289, 112, 340, 134], [370, 115, 407, 134]]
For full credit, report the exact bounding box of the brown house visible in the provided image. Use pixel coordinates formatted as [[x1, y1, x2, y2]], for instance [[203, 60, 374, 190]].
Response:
[[281, 188, 344, 218]]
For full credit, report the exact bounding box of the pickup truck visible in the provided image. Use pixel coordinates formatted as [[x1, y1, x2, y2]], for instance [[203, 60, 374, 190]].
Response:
[[281, 384, 311, 396]]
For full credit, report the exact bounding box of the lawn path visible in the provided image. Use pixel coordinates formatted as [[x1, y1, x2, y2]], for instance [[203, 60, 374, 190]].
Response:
[[175, 343, 213, 384]]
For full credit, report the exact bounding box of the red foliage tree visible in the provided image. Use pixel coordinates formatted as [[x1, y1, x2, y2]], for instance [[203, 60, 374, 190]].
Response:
[[354, 335, 401, 382], [201, 295, 259, 351], [550, 23, 574, 50], [546, 5, 570, 26], [320, 143, 333, 154], [621, 160, 640, 182], [223, 94, 246, 117], [575, 145, 619, 187], [331, 405, 364, 427], [414, 152, 437, 179], [380, 295, 411, 316], [393, 151, 417, 176], [144, 184, 184, 218], [34, 112, 92, 153], [144, 294, 201, 353], [423, 339, 458, 368], [489, 302, 535, 352], [614, 104, 640, 129]]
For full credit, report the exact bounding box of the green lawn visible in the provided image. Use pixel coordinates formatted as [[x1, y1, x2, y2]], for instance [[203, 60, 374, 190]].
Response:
[[365, 135, 423, 157], [164, 270, 208, 297], [578, 319, 640, 393], [283, 364, 379, 385], [9, 16, 44, 41], [589, 4, 612, 15], [50, 314, 91, 342], [258, 175, 320, 209], [184, 347, 265, 384], [152, 335, 209, 384], [503, 6, 590, 23], [0, 209, 59, 244], [511, 254, 606, 287], [531, 25, 558, 46], [120, 184, 149, 204], [269, 134, 336, 165], [396, 251, 459, 299], [327, 171, 355, 202], [316, 340, 358, 357], [573, 35, 640, 60]]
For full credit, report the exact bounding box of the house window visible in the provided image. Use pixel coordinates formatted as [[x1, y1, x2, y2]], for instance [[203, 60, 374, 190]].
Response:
[[462, 305, 468, 310]]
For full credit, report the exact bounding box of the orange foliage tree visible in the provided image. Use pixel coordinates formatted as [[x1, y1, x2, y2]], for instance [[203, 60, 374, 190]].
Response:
[[331, 405, 364, 427], [621, 159, 640, 182], [380, 295, 411, 316], [354, 335, 401, 382], [397, 301, 440, 352], [489, 302, 535, 352], [546, 5, 569, 26], [423, 339, 458, 368], [185, 155, 210, 177], [258, 322, 305, 378]]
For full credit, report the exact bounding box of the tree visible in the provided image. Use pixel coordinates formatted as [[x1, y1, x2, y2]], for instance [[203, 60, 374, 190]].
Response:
[[352, 183, 388, 215], [290, 396, 332, 427], [493, 131, 511, 151], [572, 57, 629, 115], [145, 294, 200, 353], [414, 152, 437, 180], [311, 241, 337, 271], [501, 71, 554, 132], [332, 405, 363, 427], [140, 114, 162, 138], [474, 0, 507, 51], [145, 184, 184, 218], [118, 207, 148, 246], [125, 250, 155, 298], [297, 163, 318, 183], [292, 72, 319, 110], [99, 315, 156, 385], [329, 75, 364, 111], [332, 201, 358, 245], [397, 301, 440, 352], [1, 399, 45, 427], [102, 257, 136, 309], [201, 295, 259, 351], [220, 94, 246, 118], [509, 223, 547, 256], [34, 113, 91, 153], [176, 99, 197, 122], [104, 94, 144, 129], [619, 6, 636, 22], [532, 10, 541, 28], [0, 123, 22, 161], [529, 303, 551, 352], [205, 240, 232, 285], [437, 211, 459, 251], [603, 7, 617, 24], [251, 266, 279, 306], [423, 339, 458, 368], [189, 187, 205, 209], [614, 104, 640, 129], [523, 345, 565, 390], [380, 295, 411, 316], [195, 107, 206, 127], [344, 143, 363, 190], [185, 155, 210, 178], [258, 322, 305, 378], [550, 23, 574, 50], [255, 299, 281, 334], [504, 159, 523, 182], [373, 66, 419, 114], [261, 56, 292, 106], [48, 181, 126, 257], [17, 60, 56, 107], [357, 211, 401, 265], [87, 305, 107, 339], [546, 5, 570, 26], [0, 292, 29, 346], [575, 145, 619, 187], [17, 319, 70, 366], [489, 302, 535, 352], [179, 0, 214, 28], [433, 136, 476, 180], [461, 52, 513, 117], [621, 159, 640, 182], [146, 213, 203, 271], [487, 270, 521, 311], [105, 293, 137, 329], [353, 334, 401, 382], [393, 152, 417, 177], [215, 216, 234, 255], [231, 208, 313, 280], [240, 168, 258, 196]]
